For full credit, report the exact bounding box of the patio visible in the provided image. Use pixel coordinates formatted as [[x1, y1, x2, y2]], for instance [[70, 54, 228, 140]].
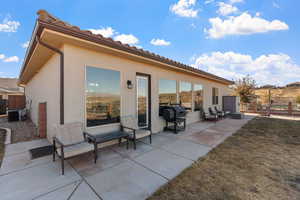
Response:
[[0, 116, 253, 200]]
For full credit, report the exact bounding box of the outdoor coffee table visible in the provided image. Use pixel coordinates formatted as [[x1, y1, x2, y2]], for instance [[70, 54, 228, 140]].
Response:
[[86, 131, 129, 163]]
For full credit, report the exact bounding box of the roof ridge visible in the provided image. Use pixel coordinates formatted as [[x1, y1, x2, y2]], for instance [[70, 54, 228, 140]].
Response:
[[35, 10, 233, 84]]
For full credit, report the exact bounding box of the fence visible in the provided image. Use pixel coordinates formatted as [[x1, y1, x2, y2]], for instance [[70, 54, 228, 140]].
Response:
[[8, 95, 26, 110], [241, 102, 300, 116]]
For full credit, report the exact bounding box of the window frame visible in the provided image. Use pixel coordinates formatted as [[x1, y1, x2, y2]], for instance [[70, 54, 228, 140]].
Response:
[[84, 65, 122, 129], [212, 87, 219, 105], [158, 79, 178, 106]]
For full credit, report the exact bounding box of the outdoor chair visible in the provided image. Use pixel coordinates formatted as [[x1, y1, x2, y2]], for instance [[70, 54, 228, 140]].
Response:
[[52, 122, 95, 175], [214, 106, 225, 118], [200, 107, 218, 122], [121, 115, 152, 150], [209, 107, 221, 119]]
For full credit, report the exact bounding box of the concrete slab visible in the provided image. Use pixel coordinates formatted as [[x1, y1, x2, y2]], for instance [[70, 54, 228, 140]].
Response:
[[35, 181, 79, 200], [133, 149, 193, 180], [69, 148, 125, 178], [186, 131, 227, 147], [0, 161, 81, 200], [70, 181, 100, 200], [0, 151, 51, 175], [112, 141, 153, 159], [4, 139, 50, 157], [85, 159, 167, 200], [141, 133, 178, 148], [160, 139, 211, 161]]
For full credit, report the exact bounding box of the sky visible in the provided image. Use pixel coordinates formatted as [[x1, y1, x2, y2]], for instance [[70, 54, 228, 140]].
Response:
[[0, 0, 299, 86]]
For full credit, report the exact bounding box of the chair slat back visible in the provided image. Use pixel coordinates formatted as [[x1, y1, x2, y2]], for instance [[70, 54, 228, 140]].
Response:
[[54, 122, 84, 145], [121, 115, 138, 130]]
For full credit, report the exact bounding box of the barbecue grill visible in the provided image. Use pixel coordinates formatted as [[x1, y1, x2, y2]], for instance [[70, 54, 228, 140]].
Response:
[[160, 104, 187, 134]]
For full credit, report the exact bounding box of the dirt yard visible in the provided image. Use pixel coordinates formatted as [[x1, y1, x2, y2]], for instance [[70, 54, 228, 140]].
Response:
[[149, 117, 300, 200], [0, 117, 38, 143]]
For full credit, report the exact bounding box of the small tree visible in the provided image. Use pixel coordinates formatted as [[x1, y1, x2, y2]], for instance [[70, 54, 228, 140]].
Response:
[[234, 75, 256, 103]]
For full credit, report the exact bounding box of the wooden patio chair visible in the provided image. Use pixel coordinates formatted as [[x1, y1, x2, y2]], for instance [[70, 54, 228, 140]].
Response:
[[52, 122, 95, 175], [121, 115, 152, 150]]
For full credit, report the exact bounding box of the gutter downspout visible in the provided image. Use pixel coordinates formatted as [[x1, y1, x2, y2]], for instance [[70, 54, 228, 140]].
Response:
[[35, 36, 64, 125]]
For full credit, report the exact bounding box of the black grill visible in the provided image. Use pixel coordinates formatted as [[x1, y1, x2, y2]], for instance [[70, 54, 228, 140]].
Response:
[[160, 104, 187, 134]]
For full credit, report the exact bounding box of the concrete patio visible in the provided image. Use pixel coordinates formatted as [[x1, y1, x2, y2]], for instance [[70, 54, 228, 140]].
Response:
[[0, 116, 253, 200]]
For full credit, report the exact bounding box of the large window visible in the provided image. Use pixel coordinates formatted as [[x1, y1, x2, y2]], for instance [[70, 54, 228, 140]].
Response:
[[180, 82, 192, 110], [86, 67, 120, 127], [212, 87, 219, 105], [194, 84, 203, 111], [159, 79, 177, 105]]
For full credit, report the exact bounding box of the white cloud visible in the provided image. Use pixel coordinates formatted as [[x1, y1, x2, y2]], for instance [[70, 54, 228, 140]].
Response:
[[272, 2, 280, 8], [204, 0, 214, 4], [114, 34, 139, 45], [170, 0, 198, 18], [229, 0, 244, 4], [150, 39, 171, 46], [206, 12, 289, 39], [3, 56, 19, 63], [193, 51, 300, 86], [88, 26, 141, 46], [217, 2, 238, 16], [21, 41, 29, 48], [89, 27, 115, 38], [0, 54, 5, 60], [0, 17, 20, 32]]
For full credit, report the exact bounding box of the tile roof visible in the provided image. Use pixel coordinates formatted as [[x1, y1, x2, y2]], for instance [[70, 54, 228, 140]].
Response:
[[22, 10, 234, 85]]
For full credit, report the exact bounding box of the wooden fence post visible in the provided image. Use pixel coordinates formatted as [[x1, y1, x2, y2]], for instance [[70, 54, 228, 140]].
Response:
[[288, 102, 292, 115]]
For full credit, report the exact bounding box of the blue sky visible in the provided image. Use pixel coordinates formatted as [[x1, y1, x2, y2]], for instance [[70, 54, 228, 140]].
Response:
[[0, 0, 299, 86]]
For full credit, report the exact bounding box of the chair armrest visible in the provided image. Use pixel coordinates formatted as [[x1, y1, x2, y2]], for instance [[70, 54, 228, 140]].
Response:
[[83, 131, 97, 142], [53, 136, 64, 147], [120, 125, 136, 131]]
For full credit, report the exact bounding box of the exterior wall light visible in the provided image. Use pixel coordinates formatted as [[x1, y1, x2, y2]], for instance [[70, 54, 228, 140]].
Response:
[[127, 80, 133, 89]]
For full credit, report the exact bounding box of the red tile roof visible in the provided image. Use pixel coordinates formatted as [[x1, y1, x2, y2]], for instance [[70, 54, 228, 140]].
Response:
[[20, 10, 234, 85]]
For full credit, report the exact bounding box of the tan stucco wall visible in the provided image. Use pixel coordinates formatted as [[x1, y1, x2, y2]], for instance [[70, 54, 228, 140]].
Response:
[[63, 44, 231, 134], [25, 53, 60, 141]]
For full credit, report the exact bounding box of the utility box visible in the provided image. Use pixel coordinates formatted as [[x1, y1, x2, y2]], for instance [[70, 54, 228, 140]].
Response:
[[223, 96, 240, 113]]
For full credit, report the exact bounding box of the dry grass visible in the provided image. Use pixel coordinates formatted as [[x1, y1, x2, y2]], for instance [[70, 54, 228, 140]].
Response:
[[0, 129, 5, 167], [149, 117, 300, 200]]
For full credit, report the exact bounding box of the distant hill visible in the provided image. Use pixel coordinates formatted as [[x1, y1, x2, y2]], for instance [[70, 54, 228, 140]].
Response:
[[254, 87, 300, 104]]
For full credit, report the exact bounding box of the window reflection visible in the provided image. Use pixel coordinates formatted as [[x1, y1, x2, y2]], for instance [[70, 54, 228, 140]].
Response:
[[194, 84, 203, 111], [86, 67, 120, 127], [180, 82, 192, 110], [159, 79, 177, 105]]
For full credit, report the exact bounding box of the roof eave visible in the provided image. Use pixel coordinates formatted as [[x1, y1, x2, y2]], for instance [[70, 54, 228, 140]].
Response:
[[19, 18, 234, 86]]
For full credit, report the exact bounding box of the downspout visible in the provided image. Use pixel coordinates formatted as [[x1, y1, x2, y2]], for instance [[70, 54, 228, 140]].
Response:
[[35, 36, 64, 124]]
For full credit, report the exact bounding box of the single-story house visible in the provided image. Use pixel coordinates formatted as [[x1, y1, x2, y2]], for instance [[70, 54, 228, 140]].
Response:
[[19, 10, 235, 142]]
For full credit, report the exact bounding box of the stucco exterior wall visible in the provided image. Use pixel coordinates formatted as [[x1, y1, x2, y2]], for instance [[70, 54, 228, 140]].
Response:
[[25, 54, 60, 141], [63, 44, 231, 135]]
